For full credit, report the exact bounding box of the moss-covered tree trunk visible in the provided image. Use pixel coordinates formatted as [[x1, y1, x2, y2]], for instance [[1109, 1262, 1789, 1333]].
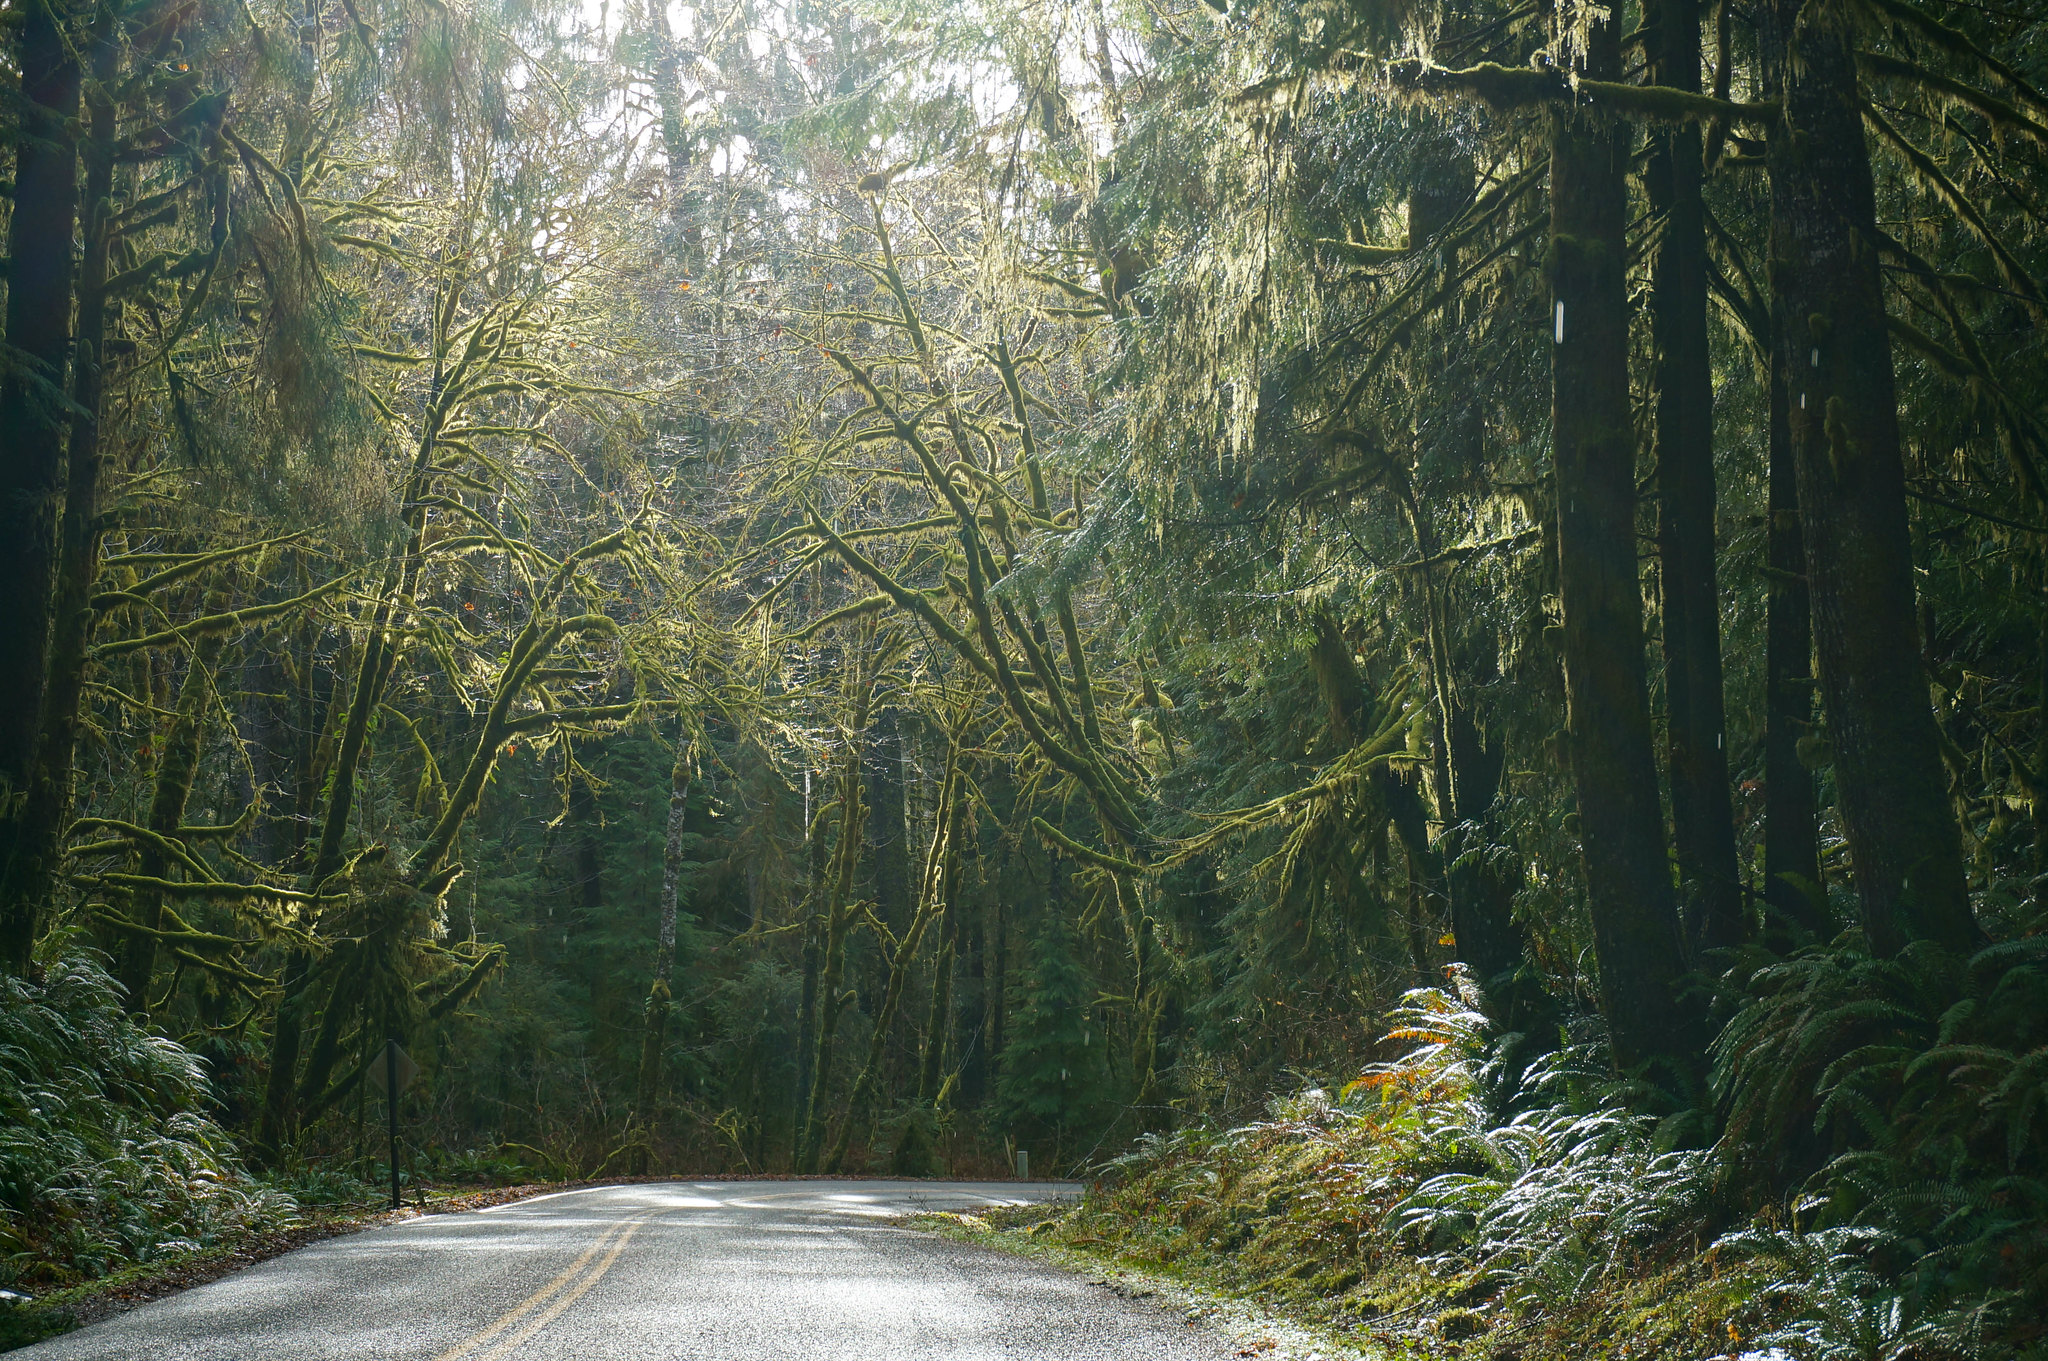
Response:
[[1646, 0, 1742, 956], [2036, 598, 2048, 912], [1760, 237, 1824, 941], [116, 605, 231, 1009], [791, 910, 822, 1159], [1308, 612, 1460, 988], [1398, 143, 1539, 1016], [0, 0, 84, 976], [826, 760, 960, 1172], [799, 674, 872, 1174], [1548, 22, 1701, 1074], [917, 938, 955, 1106], [259, 619, 402, 1153], [918, 785, 967, 1106], [630, 733, 693, 1174], [1763, 0, 1975, 956], [0, 9, 121, 979], [864, 706, 912, 935]]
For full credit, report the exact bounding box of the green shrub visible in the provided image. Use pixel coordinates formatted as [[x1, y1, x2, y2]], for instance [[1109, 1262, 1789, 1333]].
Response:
[[0, 953, 296, 1289]]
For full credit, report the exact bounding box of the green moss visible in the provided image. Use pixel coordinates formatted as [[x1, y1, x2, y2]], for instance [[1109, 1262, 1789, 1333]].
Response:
[[940, 1097, 1773, 1361]]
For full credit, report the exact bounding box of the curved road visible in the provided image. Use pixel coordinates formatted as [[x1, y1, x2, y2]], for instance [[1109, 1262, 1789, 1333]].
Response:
[[21, 1181, 1238, 1360]]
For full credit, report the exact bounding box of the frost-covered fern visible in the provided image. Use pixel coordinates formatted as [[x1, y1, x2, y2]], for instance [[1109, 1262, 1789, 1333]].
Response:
[[1083, 985, 1715, 1324], [1357, 995, 1714, 1308], [0, 954, 296, 1288], [1715, 936, 2048, 1353], [1392, 1099, 1712, 1306]]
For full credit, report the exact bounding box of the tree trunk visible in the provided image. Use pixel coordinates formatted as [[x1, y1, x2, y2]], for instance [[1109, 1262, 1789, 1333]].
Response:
[[259, 627, 400, 1152], [918, 788, 967, 1105], [825, 762, 959, 1172], [116, 605, 230, 1008], [1549, 26, 1702, 1074], [1403, 849, 1434, 989], [2035, 591, 2048, 913], [864, 706, 912, 934], [984, 885, 1007, 1100], [1763, 0, 1976, 955], [0, 0, 84, 975], [260, 379, 453, 1152], [630, 732, 693, 1174], [569, 773, 603, 923], [918, 937, 955, 1105], [1439, 701, 1544, 1019], [0, 12, 117, 978], [799, 711, 869, 1174], [1646, 0, 1742, 956], [1395, 144, 1542, 1017], [1762, 296, 1824, 941], [1308, 612, 1455, 957]]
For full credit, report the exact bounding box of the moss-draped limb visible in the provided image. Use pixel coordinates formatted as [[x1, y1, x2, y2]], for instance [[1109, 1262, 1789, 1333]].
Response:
[[92, 572, 352, 660], [1862, 102, 2046, 314], [1030, 817, 1148, 877], [90, 532, 307, 611], [1864, 0, 2048, 124], [422, 944, 506, 1020], [1380, 58, 1776, 124], [96, 872, 340, 905], [1859, 51, 2048, 149], [990, 339, 1106, 750]]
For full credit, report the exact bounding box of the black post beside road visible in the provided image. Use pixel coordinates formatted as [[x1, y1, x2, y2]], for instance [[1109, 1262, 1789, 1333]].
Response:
[[385, 1038, 400, 1211]]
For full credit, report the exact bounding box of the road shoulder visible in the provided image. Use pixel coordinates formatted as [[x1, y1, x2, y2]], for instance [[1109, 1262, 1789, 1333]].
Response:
[[1, 1184, 551, 1351], [910, 1209, 1386, 1361]]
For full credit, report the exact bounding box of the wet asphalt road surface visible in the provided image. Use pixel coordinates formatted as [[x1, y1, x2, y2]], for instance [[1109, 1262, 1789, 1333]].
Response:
[[20, 1180, 1241, 1360]]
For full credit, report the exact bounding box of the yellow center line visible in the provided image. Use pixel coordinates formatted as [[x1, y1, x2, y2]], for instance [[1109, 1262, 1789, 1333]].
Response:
[[469, 1215, 653, 1361], [428, 1212, 655, 1361]]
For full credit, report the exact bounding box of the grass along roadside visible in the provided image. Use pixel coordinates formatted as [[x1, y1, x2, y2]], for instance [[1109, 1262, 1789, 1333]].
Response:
[[919, 1191, 1764, 1361], [903, 985, 1816, 1361], [915, 1204, 1385, 1361]]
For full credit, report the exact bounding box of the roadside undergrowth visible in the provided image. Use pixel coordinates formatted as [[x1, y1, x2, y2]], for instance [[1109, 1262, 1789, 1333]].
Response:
[[941, 981, 1932, 1361], [0, 950, 544, 1350]]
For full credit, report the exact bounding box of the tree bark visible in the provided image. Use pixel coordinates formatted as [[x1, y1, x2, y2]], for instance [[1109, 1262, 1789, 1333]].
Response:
[[630, 732, 693, 1174], [1440, 700, 1542, 1010], [791, 757, 830, 1163], [1397, 143, 1542, 1017], [0, 0, 85, 975], [1646, 0, 1743, 956], [918, 937, 955, 1105], [2035, 593, 2048, 914], [1762, 275, 1824, 941], [1549, 22, 1702, 1073], [864, 706, 912, 933], [799, 674, 872, 1173], [116, 606, 231, 1009], [918, 786, 967, 1105], [1762, 0, 1976, 955], [259, 333, 467, 1151], [0, 9, 119, 977], [825, 761, 959, 1172]]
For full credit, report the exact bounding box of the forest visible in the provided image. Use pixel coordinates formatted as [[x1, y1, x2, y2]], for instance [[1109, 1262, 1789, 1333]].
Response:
[[0, 0, 2044, 1353]]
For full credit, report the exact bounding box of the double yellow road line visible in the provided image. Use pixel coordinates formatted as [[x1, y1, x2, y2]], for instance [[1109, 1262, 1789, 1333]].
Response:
[[430, 1211, 660, 1361]]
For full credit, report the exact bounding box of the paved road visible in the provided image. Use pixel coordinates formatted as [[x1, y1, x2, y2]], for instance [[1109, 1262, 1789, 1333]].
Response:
[[21, 1181, 1239, 1360]]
